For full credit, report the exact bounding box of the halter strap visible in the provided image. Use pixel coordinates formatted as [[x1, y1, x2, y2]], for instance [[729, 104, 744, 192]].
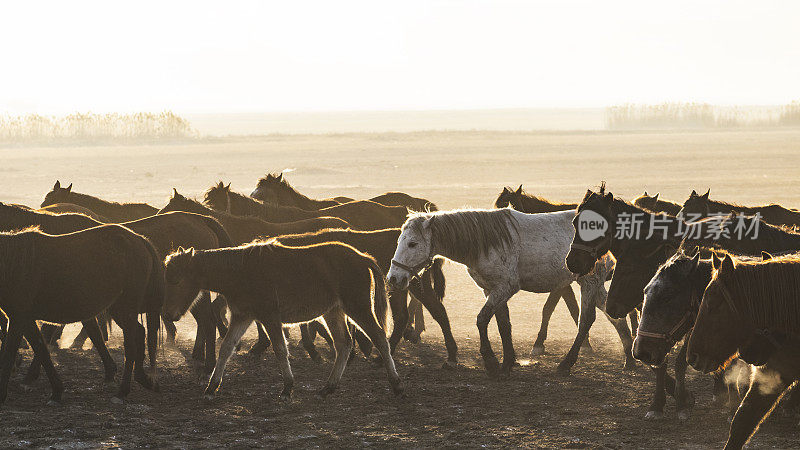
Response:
[[636, 288, 699, 346], [390, 258, 433, 280], [570, 242, 602, 259]]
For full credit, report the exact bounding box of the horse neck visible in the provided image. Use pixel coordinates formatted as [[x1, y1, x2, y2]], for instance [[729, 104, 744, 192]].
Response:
[[193, 249, 245, 293], [520, 196, 575, 213], [279, 184, 322, 209], [608, 199, 682, 256], [691, 259, 714, 305]]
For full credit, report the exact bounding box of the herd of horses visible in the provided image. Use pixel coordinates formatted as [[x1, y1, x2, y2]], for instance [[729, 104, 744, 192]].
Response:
[[0, 175, 799, 449]]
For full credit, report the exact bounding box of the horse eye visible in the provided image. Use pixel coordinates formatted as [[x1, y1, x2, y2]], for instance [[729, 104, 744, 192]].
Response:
[[408, 242, 418, 248]]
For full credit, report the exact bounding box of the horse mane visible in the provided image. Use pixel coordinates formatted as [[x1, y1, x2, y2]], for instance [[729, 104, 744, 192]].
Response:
[[507, 187, 574, 209], [715, 253, 800, 333], [408, 209, 518, 263]]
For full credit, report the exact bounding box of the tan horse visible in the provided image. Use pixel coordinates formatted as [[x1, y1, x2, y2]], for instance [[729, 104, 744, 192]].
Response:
[[0, 225, 164, 405], [164, 241, 403, 399]]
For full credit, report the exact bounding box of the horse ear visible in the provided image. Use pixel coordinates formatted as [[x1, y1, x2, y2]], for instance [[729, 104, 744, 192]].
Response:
[[277, 173, 283, 181], [65, 183, 72, 193], [172, 188, 179, 198], [54, 180, 61, 190], [701, 189, 710, 200], [762, 251, 774, 260], [502, 187, 510, 194], [690, 251, 701, 267], [604, 192, 613, 202], [690, 190, 698, 197], [217, 181, 224, 188], [516, 185, 523, 194], [663, 242, 678, 258], [583, 189, 593, 200], [712, 253, 723, 270], [643, 191, 648, 196], [721, 253, 735, 271], [176, 245, 185, 253], [188, 247, 196, 256], [225, 182, 231, 190], [422, 217, 433, 230], [652, 193, 659, 202], [690, 245, 700, 257]]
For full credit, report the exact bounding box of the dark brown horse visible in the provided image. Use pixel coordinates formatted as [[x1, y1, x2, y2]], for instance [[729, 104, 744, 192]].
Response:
[[0, 203, 231, 373], [250, 173, 435, 212], [688, 253, 800, 449], [632, 191, 682, 216], [206, 183, 408, 230], [0, 225, 164, 405], [680, 189, 800, 227], [164, 241, 403, 399], [160, 190, 350, 355], [41, 181, 158, 222], [275, 228, 455, 366], [162, 189, 349, 243]]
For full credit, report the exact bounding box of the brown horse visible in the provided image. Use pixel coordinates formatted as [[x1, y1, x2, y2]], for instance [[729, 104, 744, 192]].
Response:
[[206, 183, 408, 230], [0, 225, 164, 405], [275, 228, 455, 366], [164, 241, 403, 399], [494, 185, 578, 212], [41, 181, 158, 222], [632, 191, 682, 216], [688, 253, 800, 449], [0, 203, 231, 373], [162, 189, 349, 243], [680, 189, 800, 227], [250, 173, 435, 212], [160, 190, 349, 355], [38, 203, 110, 222]]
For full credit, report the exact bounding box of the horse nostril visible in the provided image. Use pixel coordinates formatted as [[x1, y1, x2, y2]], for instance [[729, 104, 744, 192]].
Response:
[[389, 275, 397, 285], [687, 353, 698, 366]]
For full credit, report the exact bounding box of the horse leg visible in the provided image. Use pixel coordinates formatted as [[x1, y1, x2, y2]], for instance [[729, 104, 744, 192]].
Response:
[[311, 320, 333, 350], [205, 312, 252, 399], [410, 281, 457, 368], [675, 340, 695, 421], [405, 298, 426, 343], [300, 323, 323, 364], [212, 294, 229, 336], [341, 298, 402, 396], [111, 314, 136, 403], [318, 309, 353, 398], [193, 291, 217, 372], [82, 318, 116, 382], [248, 322, 271, 356], [189, 305, 205, 361], [387, 289, 410, 354], [478, 286, 517, 378], [132, 319, 156, 391], [726, 372, 787, 450], [0, 319, 24, 405], [145, 311, 160, 391], [628, 310, 639, 336], [22, 320, 64, 405], [646, 361, 669, 419], [70, 323, 91, 349], [556, 296, 596, 376], [561, 286, 589, 351], [495, 303, 516, 377], [532, 290, 560, 356], [24, 323, 58, 384], [608, 313, 636, 370], [162, 316, 177, 344], [262, 318, 294, 400]]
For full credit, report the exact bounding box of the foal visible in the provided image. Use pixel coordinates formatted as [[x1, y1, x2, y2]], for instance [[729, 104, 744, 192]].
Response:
[[164, 241, 402, 399]]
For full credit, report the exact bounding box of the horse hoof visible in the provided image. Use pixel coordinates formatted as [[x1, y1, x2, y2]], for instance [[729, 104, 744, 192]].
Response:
[[644, 411, 663, 420], [623, 359, 637, 370], [110, 396, 124, 405], [677, 410, 691, 422], [203, 394, 215, 401], [317, 386, 335, 398], [530, 346, 545, 357], [441, 360, 458, 370], [20, 384, 34, 393], [392, 384, 405, 397], [581, 343, 594, 354]]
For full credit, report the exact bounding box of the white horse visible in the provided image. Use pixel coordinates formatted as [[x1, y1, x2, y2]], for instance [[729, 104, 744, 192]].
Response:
[[387, 208, 633, 377]]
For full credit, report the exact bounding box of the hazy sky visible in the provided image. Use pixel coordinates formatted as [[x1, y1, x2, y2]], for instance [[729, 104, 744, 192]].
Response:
[[2, 1, 798, 114]]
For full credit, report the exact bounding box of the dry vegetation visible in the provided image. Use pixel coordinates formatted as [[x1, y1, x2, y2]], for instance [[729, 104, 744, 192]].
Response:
[[0, 111, 196, 146], [606, 101, 800, 130]]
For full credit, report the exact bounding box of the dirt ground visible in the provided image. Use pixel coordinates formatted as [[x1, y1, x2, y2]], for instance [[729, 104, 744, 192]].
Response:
[[2, 129, 800, 448]]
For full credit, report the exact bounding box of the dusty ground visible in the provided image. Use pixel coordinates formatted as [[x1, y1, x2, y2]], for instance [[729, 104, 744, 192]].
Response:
[[2, 129, 800, 448]]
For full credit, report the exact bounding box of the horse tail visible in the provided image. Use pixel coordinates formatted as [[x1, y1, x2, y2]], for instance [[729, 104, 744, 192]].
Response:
[[431, 257, 446, 300], [201, 215, 234, 248], [363, 255, 388, 333]]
